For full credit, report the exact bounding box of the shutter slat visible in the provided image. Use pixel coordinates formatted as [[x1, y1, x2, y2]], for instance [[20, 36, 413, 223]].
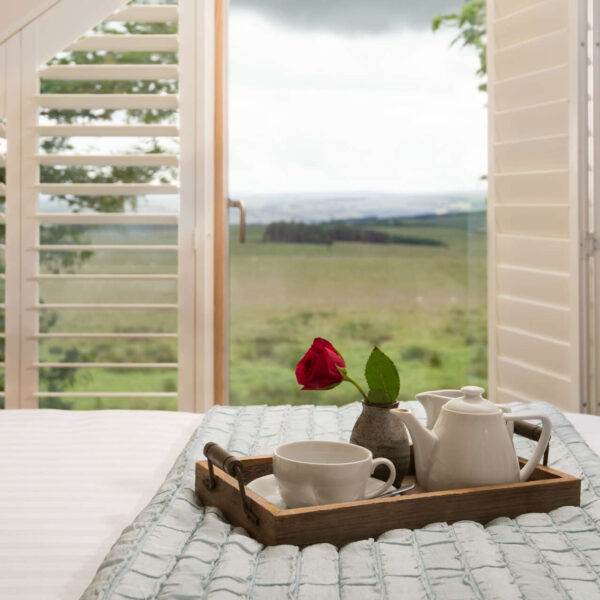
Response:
[[35, 363, 178, 368], [497, 357, 571, 408], [495, 387, 537, 403], [35, 244, 177, 251], [497, 295, 570, 341], [497, 264, 570, 305], [35, 333, 177, 339], [494, 64, 568, 110], [495, 99, 568, 141], [35, 303, 177, 309], [497, 234, 570, 271], [36, 154, 178, 166], [107, 6, 179, 23], [494, 134, 569, 172], [38, 125, 178, 137], [39, 65, 178, 80], [36, 94, 178, 109], [34, 274, 177, 280], [33, 213, 177, 225], [38, 183, 178, 195], [495, 28, 568, 81], [66, 35, 178, 52], [36, 392, 178, 398], [495, 0, 551, 20], [494, 171, 569, 203], [495, 205, 570, 237], [498, 326, 571, 376], [494, 0, 568, 49]]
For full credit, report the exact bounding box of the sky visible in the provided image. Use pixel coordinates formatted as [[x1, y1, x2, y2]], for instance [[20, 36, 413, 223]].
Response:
[[228, 0, 487, 199]]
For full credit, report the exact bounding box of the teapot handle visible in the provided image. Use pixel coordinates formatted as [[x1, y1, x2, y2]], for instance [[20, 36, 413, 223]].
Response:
[[496, 404, 514, 435], [503, 413, 552, 481]]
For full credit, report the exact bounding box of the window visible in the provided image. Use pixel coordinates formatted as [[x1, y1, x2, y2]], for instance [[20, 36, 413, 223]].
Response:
[[227, 2, 488, 406], [2, 0, 596, 413]]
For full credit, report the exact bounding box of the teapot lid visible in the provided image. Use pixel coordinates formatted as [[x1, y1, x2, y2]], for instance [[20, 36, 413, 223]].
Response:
[[443, 386, 499, 415]]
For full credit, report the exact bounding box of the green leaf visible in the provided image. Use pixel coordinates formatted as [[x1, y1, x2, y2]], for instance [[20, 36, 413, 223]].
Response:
[[367, 389, 392, 404], [365, 347, 400, 403]]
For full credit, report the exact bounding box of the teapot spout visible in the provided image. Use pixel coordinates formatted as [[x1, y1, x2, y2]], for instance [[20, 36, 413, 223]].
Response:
[[391, 408, 437, 487], [416, 390, 463, 428]]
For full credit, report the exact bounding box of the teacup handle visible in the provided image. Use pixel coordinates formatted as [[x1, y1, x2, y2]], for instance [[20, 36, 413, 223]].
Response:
[[504, 413, 552, 481], [364, 458, 396, 499]]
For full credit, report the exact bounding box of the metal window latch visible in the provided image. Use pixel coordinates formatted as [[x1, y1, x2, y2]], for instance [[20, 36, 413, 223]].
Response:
[[228, 198, 246, 243], [582, 233, 598, 258]]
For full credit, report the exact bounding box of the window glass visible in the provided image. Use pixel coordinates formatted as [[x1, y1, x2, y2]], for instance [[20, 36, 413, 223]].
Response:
[[228, 2, 487, 405]]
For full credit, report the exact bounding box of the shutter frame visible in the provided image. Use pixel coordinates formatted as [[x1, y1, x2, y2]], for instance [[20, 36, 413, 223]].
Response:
[[0, 0, 217, 411], [487, 0, 589, 412]]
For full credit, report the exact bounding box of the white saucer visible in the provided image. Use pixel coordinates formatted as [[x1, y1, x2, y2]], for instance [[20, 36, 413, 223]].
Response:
[[247, 474, 397, 509]]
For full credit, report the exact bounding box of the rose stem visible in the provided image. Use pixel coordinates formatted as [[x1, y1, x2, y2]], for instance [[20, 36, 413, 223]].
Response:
[[343, 374, 369, 402]]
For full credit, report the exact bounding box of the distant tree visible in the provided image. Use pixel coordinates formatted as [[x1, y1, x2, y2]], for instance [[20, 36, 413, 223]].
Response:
[[432, 0, 486, 92], [262, 220, 446, 247], [263, 221, 333, 245]]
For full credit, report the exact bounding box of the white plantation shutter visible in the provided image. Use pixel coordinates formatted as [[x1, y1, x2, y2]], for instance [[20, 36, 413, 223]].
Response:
[[0, 0, 216, 410], [488, 0, 588, 411], [0, 43, 6, 407]]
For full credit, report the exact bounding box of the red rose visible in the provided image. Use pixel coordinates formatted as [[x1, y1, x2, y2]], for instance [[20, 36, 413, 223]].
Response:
[[296, 338, 346, 390]]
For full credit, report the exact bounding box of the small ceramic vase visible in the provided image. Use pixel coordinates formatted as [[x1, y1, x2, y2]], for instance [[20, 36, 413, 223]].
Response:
[[350, 401, 410, 487]]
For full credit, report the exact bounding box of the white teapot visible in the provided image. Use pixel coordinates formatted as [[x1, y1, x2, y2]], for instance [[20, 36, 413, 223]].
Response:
[[392, 386, 552, 491], [417, 387, 514, 436]]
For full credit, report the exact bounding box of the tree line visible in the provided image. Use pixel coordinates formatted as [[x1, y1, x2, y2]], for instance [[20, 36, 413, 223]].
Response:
[[262, 221, 445, 247]]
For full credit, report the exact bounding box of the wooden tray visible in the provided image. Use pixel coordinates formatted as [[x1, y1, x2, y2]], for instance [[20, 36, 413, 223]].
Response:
[[195, 445, 580, 548]]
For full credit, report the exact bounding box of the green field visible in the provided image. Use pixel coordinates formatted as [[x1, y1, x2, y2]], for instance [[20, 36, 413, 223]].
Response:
[[230, 211, 487, 406], [34, 211, 487, 409]]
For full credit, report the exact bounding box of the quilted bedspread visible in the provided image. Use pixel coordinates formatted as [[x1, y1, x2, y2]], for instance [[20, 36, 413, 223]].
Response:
[[82, 402, 600, 599]]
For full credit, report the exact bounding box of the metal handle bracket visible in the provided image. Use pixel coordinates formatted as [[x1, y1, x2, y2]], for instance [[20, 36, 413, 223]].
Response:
[[203, 442, 258, 525], [228, 198, 246, 243], [513, 419, 551, 467]]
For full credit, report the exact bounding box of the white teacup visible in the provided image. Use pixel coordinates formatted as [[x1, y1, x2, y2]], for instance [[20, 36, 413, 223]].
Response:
[[273, 440, 396, 508]]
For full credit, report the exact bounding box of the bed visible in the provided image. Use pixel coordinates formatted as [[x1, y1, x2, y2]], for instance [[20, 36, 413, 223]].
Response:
[[1, 406, 599, 600]]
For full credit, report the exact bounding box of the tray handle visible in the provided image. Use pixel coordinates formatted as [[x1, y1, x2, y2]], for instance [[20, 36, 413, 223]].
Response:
[[513, 420, 551, 466], [203, 442, 259, 525]]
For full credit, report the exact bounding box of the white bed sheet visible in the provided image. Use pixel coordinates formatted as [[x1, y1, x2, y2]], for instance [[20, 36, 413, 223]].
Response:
[[0, 409, 203, 600], [0, 408, 598, 600]]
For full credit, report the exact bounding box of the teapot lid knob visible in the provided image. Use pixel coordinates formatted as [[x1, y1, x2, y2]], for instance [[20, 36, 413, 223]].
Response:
[[445, 386, 496, 414], [461, 386, 485, 400]]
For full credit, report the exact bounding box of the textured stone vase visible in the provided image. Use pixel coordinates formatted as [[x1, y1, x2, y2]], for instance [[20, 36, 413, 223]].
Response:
[[350, 401, 410, 487]]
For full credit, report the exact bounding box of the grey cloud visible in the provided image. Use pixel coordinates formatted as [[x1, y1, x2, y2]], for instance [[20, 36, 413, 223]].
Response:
[[231, 0, 462, 34]]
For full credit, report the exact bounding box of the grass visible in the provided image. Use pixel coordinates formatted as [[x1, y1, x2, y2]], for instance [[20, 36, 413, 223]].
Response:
[[30, 212, 487, 410], [229, 212, 487, 406]]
